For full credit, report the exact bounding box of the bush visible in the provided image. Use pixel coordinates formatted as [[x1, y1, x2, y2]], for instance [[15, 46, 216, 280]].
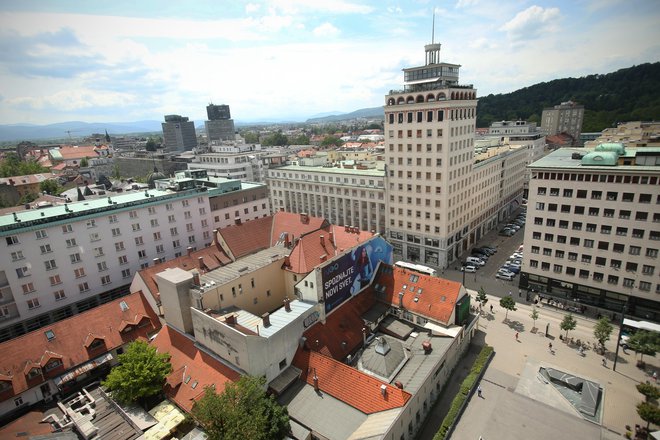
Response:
[[434, 345, 493, 440]]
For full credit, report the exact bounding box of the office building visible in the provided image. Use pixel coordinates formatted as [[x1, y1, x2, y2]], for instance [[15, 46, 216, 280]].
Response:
[[161, 115, 197, 152], [521, 144, 660, 320], [584, 121, 660, 149], [384, 42, 525, 268], [267, 158, 387, 234], [191, 142, 265, 182], [204, 103, 236, 142], [0, 169, 266, 342], [541, 101, 584, 145]]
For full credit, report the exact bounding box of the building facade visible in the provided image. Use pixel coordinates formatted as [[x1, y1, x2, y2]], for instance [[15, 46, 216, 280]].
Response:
[[161, 115, 197, 152], [520, 144, 660, 320], [384, 43, 524, 268], [267, 160, 387, 234], [541, 101, 584, 144], [190, 143, 265, 182], [205, 103, 236, 142]]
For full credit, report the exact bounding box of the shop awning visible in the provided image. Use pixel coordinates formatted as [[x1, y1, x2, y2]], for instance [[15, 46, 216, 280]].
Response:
[[55, 352, 113, 387]]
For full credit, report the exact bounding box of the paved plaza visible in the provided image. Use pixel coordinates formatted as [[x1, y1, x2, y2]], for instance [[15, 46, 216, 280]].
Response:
[[452, 290, 657, 439]]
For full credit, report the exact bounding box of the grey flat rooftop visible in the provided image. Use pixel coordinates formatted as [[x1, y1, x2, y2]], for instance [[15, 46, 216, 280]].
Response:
[[529, 146, 660, 171], [378, 315, 414, 339], [358, 335, 406, 381], [199, 246, 289, 290], [272, 164, 385, 177]]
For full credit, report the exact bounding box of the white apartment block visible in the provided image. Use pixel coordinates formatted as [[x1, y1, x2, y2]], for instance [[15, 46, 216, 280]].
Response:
[[541, 101, 584, 144], [521, 144, 660, 320], [190, 143, 265, 182], [267, 160, 386, 234], [0, 170, 269, 342], [384, 43, 525, 268]]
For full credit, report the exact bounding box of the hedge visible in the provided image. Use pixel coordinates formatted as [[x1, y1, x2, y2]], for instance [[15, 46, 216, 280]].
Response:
[[434, 344, 494, 440]]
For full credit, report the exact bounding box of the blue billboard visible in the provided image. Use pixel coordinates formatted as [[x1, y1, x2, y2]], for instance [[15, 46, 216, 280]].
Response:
[[322, 236, 393, 313]]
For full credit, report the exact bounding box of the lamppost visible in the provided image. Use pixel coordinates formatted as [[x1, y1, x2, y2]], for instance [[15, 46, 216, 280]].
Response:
[[461, 265, 466, 288], [613, 297, 629, 372]]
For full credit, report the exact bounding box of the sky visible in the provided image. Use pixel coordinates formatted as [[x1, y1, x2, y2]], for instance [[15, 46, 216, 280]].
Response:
[[0, 0, 658, 125]]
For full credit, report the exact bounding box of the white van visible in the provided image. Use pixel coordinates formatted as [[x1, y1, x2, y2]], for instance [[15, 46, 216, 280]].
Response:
[[466, 256, 485, 266]]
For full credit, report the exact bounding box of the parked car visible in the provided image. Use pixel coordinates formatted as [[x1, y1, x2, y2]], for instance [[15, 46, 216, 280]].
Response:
[[471, 253, 489, 261], [461, 264, 477, 273], [496, 272, 515, 281], [466, 256, 485, 266], [511, 252, 524, 259], [501, 265, 520, 274], [499, 229, 515, 237], [483, 246, 498, 253], [505, 224, 521, 231]]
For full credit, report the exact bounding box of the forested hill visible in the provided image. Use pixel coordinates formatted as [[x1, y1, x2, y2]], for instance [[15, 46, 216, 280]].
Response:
[[476, 62, 660, 132]]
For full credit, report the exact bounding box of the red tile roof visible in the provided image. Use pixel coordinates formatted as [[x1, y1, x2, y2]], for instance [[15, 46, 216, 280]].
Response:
[[301, 288, 376, 359], [218, 215, 273, 259], [374, 265, 462, 325], [0, 173, 56, 187], [269, 211, 327, 247], [135, 242, 232, 303], [55, 146, 104, 160], [0, 291, 160, 403], [293, 350, 411, 414], [151, 325, 240, 412], [287, 224, 373, 274]]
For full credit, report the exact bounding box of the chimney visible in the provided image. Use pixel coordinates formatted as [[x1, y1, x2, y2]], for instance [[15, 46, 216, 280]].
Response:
[[398, 291, 404, 308], [284, 256, 291, 267], [187, 247, 193, 256], [380, 384, 387, 397], [320, 235, 325, 246], [422, 341, 432, 354], [344, 225, 349, 233], [362, 327, 367, 347], [235, 217, 242, 225], [395, 381, 404, 389], [300, 212, 308, 223], [284, 233, 290, 248], [329, 231, 334, 245], [262, 312, 271, 327], [192, 271, 200, 286], [225, 314, 236, 325], [8, 178, 14, 185], [198, 256, 204, 270], [284, 297, 291, 312], [313, 369, 319, 392]]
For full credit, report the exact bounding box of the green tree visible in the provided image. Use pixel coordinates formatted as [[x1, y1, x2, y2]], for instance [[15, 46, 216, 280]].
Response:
[[593, 317, 614, 352], [628, 330, 660, 362], [80, 157, 89, 167], [560, 314, 577, 339], [242, 131, 260, 143], [102, 340, 171, 405], [145, 137, 157, 151], [289, 134, 310, 145], [0, 152, 46, 177], [262, 131, 288, 146], [192, 376, 290, 440], [40, 179, 63, 196], [499, 296, 517, 320], [18, 192, 38, 205], [530, 306, 540, 330], [476, 287, 488, 307], [320, 135, 343, 147], [637, 383, 660, 403], [113, 164, 121, 179], [637, 401, 660, 431]]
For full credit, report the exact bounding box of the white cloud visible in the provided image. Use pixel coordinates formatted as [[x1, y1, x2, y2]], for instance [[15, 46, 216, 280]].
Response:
[[8, 89, 136, 111], [313, 22, 340, 38], [500, 5, 560, 42], [455, 0, 479, 8], [245, 3, 261, 14], [268, 0, 374, 15]]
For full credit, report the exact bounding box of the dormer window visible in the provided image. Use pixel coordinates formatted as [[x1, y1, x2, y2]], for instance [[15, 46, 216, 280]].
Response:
[[44, 359, 62, 372], [89, 339, 105, 350], [0, 381, 12, 392], [27, 368, 41, 379]]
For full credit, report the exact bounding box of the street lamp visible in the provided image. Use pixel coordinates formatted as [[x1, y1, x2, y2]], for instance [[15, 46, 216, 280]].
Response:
[[613, 297, 629, 372], [461, 265, 466, 287]]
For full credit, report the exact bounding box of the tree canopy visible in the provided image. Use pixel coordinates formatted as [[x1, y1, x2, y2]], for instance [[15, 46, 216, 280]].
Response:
[[637, 383, 660, 403], [476, 287, 488, 306], [499, 296, 516, 320], [40, 179, 63, 196], [593, 317, 614, 351], [628, 330, 660, 361], [102, 340, 171, 405], [476, 62, 660, 131], [0, 152, 47, 177], [320, 135, 343, 147], [530, 307, 540, 329], [261, 131, 288, 146], [560, 314, 577, 339], [192, 376, 290, 440], [638, 401, 660, 431]]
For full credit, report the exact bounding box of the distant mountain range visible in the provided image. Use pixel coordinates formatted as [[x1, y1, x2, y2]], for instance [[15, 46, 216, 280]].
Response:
[[0, 120, 164, 143], [305, 107, 384, 123]]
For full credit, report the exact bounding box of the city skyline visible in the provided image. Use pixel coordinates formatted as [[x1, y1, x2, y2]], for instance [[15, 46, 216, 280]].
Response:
[[0, 0, 658, 125]]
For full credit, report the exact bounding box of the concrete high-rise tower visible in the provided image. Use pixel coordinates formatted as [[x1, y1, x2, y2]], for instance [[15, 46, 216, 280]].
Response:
[[161, 114, 198, 151], [205, 103, 236, 142], [384, 42, 479, 268]]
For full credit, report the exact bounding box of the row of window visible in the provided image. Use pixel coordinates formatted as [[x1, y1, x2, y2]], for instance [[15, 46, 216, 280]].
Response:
[[535, 202, 658, 221], [530, 232, 659, 256], [528, 261, 657, 292], [532, 218, 659, 239], [533, 172, 658, 185], [537, 187, 658, 203], [386, 108, 475, 125], [530, 246, 656, 274]]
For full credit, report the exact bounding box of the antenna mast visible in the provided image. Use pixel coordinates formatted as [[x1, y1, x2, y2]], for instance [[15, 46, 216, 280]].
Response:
[[431, 8, 435, 44]]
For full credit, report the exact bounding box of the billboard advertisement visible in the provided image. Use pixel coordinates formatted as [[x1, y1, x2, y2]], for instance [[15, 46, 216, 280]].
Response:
[[322, 236, 393, 313]]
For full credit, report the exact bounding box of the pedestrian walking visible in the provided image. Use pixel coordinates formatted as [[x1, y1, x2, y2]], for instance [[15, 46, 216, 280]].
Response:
[[653, 372, 657, 382], [490, 304, 493, 313], [548, 342, 553, 353], [477, 386, 482, 398], [518, 289, 522, 297], [515, 332, 519, 341], [602, 357, 607, 367]]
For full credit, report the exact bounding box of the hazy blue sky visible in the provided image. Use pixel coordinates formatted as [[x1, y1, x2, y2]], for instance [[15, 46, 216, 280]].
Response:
[[0, 0, 658, 124]]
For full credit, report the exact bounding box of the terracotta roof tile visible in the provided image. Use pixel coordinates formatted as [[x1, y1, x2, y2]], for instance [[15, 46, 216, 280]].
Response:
[[151, 325, 240, 412], [0, 291, 160, 403], [293, 350, 411, 414], [55, 146, 104, 160], [374, 265, 462, 325], [218, 216, 273, 259], [302, 289, 376, 359], [135, 243, 232, 303], [270, 212, 327, 247]]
